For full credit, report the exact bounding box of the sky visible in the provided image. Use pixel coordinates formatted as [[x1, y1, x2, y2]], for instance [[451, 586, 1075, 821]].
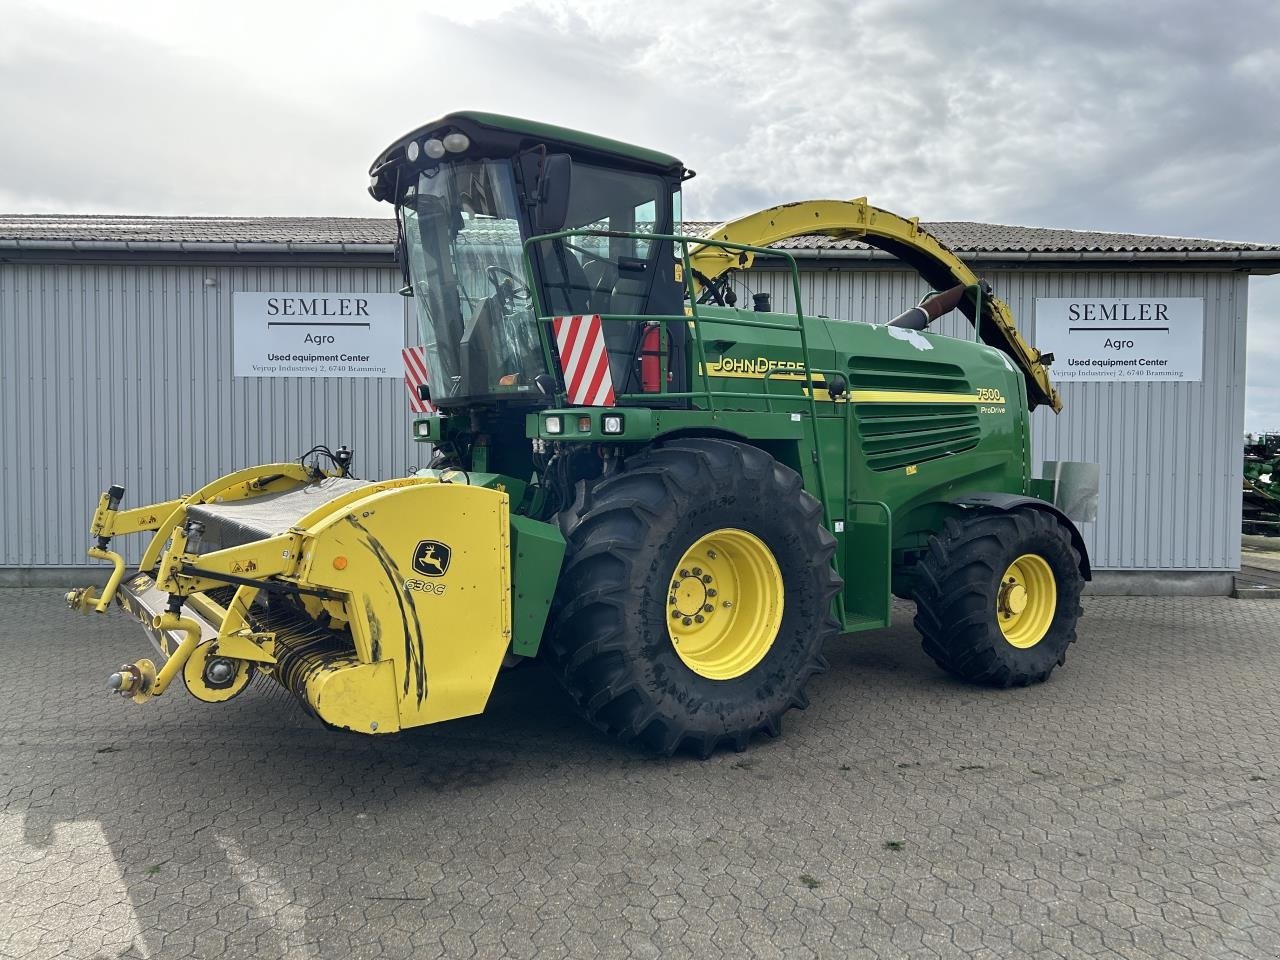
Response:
[[2, 0, 1278, 430]]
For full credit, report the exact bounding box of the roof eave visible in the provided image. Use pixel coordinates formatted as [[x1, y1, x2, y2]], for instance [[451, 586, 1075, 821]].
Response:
[[0, 238, 396, 256], [3, 237, 1277, 275], [785, 245, 1280, 275]]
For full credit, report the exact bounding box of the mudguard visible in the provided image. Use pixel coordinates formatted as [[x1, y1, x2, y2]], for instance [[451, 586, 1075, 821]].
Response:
[[953, 492, 1092, 580]]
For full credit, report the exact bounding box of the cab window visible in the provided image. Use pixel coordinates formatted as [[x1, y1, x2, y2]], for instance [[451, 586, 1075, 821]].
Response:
[[535, 164, 668, 317]]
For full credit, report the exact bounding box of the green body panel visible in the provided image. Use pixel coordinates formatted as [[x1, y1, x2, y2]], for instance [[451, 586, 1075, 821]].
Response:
[[698, 310, 1029, 625], [844, 501, 893, 629], [527, 408, 806, 442], [517, 305, 1033, 634], [509, 515, 567, 656], [1029, 477, 1056, 502]]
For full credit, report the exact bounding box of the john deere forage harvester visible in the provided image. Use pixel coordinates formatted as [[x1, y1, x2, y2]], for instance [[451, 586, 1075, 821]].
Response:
[[69, 112, 1097, 755]]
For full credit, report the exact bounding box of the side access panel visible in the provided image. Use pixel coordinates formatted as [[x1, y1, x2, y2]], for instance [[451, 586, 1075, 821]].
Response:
[[842, 501, 893, 631], [509, 515, 566, 657]]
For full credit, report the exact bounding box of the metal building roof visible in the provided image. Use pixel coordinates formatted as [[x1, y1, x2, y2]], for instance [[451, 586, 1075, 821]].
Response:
[[0, 215, 389, 250], [1, 214, 1277, 270]]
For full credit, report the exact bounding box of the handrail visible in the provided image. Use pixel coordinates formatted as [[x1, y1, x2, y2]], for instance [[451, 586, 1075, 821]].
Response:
[[522, 227, 812, 412], [521, 226, 834, 532]]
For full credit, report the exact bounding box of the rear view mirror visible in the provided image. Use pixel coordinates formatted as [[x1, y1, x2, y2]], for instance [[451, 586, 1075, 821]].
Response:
[[533, 153, 572, 234]]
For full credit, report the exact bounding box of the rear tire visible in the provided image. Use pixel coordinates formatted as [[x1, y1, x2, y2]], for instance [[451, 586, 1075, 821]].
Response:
[[912, 508, 1084, 687], [546, 438, 841, 756]]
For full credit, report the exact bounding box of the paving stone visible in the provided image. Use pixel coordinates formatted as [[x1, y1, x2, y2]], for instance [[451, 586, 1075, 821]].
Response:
[[1, 589, 1279, 959]]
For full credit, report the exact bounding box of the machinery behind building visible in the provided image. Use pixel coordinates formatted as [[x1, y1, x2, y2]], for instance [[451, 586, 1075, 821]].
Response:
[[68, 112, 1097, 755], [1244, 433, 1280, 535]]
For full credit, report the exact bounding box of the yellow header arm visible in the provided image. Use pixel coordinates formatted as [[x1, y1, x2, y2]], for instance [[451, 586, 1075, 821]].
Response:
[[686, 199, 1061, 412]]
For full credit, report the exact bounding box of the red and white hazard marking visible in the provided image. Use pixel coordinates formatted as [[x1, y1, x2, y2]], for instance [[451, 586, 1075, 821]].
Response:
[[552, 314, 616, 406], [402, 345, 434, 413]]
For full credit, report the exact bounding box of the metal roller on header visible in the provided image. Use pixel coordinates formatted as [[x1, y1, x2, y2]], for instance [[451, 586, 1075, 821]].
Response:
[[69, 112, 1096, 755]]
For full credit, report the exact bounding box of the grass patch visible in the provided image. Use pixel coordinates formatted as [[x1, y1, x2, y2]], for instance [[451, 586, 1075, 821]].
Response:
[[799, 874, 821, 889], [882, 840, 906, 852]]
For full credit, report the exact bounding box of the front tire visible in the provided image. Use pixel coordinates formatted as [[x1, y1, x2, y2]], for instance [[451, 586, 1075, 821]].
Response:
[[546, 438, 842, 756], [912, 508, 1084, 687]]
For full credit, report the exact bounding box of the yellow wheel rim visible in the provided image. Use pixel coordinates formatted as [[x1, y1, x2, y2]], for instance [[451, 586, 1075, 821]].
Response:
[[997, 553, 1057, 648], [666, 528, 784, 680]]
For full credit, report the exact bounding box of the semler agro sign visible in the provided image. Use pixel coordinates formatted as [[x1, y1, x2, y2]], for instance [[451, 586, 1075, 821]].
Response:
[[232, 292, 405, 378], [1034, 298, 1204, 382]]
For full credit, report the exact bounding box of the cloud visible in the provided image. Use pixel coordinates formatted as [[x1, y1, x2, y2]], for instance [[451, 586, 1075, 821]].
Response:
[[2, 0, 1279, 425]]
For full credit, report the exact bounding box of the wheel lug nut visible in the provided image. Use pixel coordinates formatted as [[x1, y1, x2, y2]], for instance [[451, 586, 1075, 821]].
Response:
[[671, 610, 681, 619], [682, 617, 692, 626], [692, 567, 702, 577], [669, 595, 677, 605], [707, 589, 717, 597], [707, 550, 717, 560], [694, 614, 704, 623], [679, 569, 690, 578], [702, 574, 712, 584], [703, 604, 713, 613]]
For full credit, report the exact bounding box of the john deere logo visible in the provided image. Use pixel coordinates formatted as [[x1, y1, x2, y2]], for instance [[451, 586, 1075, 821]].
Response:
[[412, 540, 452, 577]]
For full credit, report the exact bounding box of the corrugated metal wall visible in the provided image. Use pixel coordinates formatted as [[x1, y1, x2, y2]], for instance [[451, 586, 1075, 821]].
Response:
[[752, 265, 1247, 571], [0, 258, 1246, 571], [0, 261, 418, 567]]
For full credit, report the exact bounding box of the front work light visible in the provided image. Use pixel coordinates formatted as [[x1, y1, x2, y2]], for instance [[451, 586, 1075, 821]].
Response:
[[442, 132, 470, 153], [413, 420, 431, 438], [405, 140, 421, 162], [544, 415, 563, 435], [602, 414, 624, 435], [423, 138, 446, 159]]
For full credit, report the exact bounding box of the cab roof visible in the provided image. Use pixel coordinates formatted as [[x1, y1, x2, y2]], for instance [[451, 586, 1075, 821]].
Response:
[[369, 111, 687, 181]]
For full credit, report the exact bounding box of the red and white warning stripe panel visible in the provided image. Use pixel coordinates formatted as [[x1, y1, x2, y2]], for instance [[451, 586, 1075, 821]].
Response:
[[552, 314, 616, 407], [402, 345, 435, 413]]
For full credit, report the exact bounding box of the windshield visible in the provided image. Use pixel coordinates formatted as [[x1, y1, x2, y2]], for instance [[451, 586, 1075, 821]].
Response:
[[401, 159, 547, 402]]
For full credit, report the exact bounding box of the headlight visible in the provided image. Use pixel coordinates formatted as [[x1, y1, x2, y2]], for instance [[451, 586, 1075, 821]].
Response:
[[544, 415, 563, 435], [577, 415, 592, 433], [423, 138, 446, 159], [602, 414, 624, 435], [413, 420, 431, 438], [405, 140, 420, 162], [443, 132, 470, 153]]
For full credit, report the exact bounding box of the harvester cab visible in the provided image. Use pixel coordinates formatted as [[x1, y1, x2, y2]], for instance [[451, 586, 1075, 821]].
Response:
[[69, 112, 1097, 756], [371, 113, 690, 420]]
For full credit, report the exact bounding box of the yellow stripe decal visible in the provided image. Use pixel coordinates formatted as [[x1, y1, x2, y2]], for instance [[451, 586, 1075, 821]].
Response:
[[849, 390, 1000, 404], [697, 364, 1006, 405], [800, 387, 1003, 405]]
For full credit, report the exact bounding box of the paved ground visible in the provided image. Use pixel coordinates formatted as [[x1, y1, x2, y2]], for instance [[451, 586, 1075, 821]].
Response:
[[3, 589, 1280, 960], [1243, 535, 1280, 575]]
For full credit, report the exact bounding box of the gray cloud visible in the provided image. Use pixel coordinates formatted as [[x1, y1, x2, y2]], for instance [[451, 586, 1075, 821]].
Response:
[[2, 0, 1278, 427]]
